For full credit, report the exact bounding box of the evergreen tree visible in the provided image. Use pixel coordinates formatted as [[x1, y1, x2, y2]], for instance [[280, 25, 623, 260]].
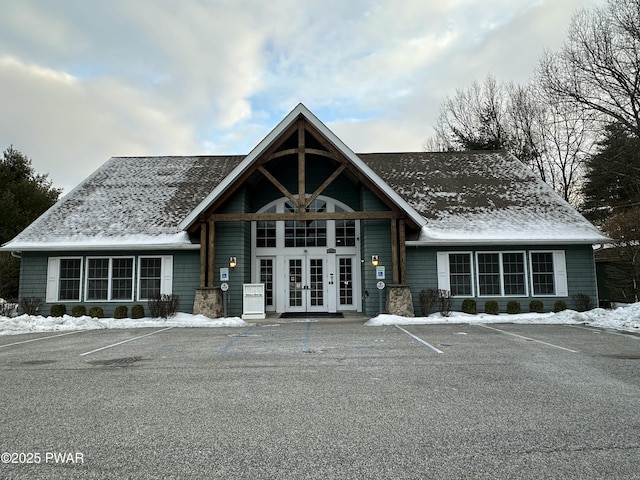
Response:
[[581, 124, 640, 223], [0, 146, 61, 300]]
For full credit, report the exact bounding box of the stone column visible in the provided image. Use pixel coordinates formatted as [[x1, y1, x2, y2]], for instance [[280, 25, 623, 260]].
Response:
[[386, 285, 415, 317], [193, 287, 223, 318]]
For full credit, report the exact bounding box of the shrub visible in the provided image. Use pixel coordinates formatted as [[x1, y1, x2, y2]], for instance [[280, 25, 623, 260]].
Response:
[[438, 290, 452, 317], [553, 300, 567, 313], [19, 297, 42, 315], [419, 289, 438, 316], [148, 294, 179, 319], [484, 301, 499, 315], [0, 299, 18, 317], [131, 304, 145, 319], [71, 305, 87, 317], [506, 301, 521, 314], [571, 293, 593, 312], [88, 306, 104, 318], [529, 300, 544, 313], [114, 305, 128, 319], [461, 299, 477, 314], [50, 304, 66, 317]]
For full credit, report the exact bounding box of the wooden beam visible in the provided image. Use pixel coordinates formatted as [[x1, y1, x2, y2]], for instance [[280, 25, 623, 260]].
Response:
[[207, 220, 215, 287], [399, 218, 407, 285], [297, 119, 306, 209], [268, 147, 335, 161], [391, 219, 399, 284], [258, 166, 297, 205], [199, 225, 206, 288], [306, 165, 346, 208], [209, 210, 402, 222]]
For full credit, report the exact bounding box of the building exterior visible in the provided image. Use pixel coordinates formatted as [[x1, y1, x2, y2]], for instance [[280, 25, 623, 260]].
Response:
[[1, 104, 608, 318]]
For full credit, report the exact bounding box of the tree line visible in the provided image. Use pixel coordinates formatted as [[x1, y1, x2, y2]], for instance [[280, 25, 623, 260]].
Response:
[[427, 0, 640, 301]]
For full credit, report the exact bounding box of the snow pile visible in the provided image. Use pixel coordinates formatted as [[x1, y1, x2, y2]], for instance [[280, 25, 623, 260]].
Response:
[[0, 312, 247, 335], [365, 302, 640, 333]]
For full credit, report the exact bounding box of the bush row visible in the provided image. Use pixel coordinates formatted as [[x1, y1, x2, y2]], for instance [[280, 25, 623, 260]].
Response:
[[458, 299, 569, 315], [49, 304, 146, 319]]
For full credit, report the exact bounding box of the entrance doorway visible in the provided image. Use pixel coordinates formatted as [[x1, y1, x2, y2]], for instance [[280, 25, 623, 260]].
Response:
[[286, 257, 326, 312]]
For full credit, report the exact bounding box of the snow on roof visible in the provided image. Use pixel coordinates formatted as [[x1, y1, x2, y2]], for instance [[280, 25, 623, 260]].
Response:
[[2, 156, 242, 251], [2, 149, 607, 251], [360, 151, 608, 245]]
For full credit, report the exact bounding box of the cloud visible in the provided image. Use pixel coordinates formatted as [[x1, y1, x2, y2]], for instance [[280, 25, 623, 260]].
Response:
[[0, 0, 608, 194]]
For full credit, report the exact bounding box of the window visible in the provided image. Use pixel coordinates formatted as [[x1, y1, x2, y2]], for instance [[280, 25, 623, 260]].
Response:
[[259, 258, 274, 307], [477, 253, 500, 296], [531, 252, 555, 295], [335, 205, 356, 246], [476, 252, 526, 297], [59, 258, 82, 301], [256, 205, 276, 247], [448, 253, 473, 296], [86, 257, 134, 301], [284, 199, 327, 247], [139, 257, 162, 300], [439, 250, 563, 298]]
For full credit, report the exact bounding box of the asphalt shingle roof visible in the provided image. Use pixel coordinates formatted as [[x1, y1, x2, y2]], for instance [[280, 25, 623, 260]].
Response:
[[2, 150, 607, 250]]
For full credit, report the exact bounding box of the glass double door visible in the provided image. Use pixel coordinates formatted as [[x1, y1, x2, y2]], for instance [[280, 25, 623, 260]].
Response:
[[287, 257, 325, 312]]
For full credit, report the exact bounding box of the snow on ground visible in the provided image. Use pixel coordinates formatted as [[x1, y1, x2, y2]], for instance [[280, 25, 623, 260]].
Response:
[[1, 303, 640, 336], [366, 303, 640, 333], [0, 312, 247, 336]]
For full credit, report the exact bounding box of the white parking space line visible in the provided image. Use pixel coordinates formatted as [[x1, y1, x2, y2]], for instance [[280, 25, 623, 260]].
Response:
[[475, 324, 578, 353], [569, 324, 640, 340], [394, 325, 444, 354], [0, 330, 83, 349], [79, 327, 175, 356]]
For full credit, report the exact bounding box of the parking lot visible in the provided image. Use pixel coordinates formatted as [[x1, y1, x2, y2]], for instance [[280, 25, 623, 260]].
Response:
[[1, 321, 639, 479]]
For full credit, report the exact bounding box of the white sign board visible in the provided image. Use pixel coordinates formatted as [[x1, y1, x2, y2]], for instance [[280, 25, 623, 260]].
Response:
[[376, 266, 386, 280], [220, 268, 229, 282], [377, 281, 386, 290]]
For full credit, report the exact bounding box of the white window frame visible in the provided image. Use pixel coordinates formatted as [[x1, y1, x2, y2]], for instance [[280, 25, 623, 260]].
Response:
[[46, 257, 84, 302], [85, 256, 135, 302], [137, 255, 173, 301], [437, 252, 475, 297], [529, 250, 568, 297], [475, 251, 528, 297]]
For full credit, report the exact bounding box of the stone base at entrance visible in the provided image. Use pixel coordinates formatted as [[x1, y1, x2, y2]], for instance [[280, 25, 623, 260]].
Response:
[[193, 287, 223, 318], [386, 285, 415, 317]]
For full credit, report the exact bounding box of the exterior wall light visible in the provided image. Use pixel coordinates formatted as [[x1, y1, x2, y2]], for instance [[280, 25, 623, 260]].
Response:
[[371, 255, 379, 267], [229, 256, 237, 269]]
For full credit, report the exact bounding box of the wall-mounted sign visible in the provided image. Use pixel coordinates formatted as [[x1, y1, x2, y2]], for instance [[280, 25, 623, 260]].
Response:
[[220, 268, 229, 282], [377, 281, 385, 290], [376, 266, 385, 279], [220, 282, 229, 292]]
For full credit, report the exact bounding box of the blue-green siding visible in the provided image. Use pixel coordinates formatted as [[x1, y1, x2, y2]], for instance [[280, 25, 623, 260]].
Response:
[[19, 250, 200, 317], [406, 244, 598, 314]]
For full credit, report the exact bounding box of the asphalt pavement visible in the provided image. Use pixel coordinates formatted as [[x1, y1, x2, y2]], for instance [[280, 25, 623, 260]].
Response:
[[1, 321, 639, 479]]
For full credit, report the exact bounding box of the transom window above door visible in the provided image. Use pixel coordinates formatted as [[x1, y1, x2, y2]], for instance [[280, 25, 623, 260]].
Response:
[[254, 196, 358, 250]]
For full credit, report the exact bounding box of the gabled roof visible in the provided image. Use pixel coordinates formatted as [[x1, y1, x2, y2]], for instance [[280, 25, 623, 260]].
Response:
[[361, 151, 608, 245], [178, 103, 427, 230], [1, 105, 608, 252]]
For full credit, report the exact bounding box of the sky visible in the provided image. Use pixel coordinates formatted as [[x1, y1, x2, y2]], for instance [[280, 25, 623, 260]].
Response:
[[0, 0, 607, 194]]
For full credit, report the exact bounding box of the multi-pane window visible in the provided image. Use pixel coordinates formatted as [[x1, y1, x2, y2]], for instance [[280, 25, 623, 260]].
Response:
[[86, 257, 134, 301], [477, 253, 501, 296], [449, 253, 472, 296], [259, 258, 274, 307], [256, 205, 276, 247], [339, 257, 353, 305], [139, 257, 162, 300], [284, 200, 327, 247], [335, 205, 356, 247], [503, 253, 526, 295], [59, 258, 82, 301], [531, 252, 555, 295], [476, 252, 526, 296]]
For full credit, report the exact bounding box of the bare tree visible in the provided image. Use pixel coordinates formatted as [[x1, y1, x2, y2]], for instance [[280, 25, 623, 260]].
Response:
[[538, 0, 640, 136], [427, 76, 592, 205]]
